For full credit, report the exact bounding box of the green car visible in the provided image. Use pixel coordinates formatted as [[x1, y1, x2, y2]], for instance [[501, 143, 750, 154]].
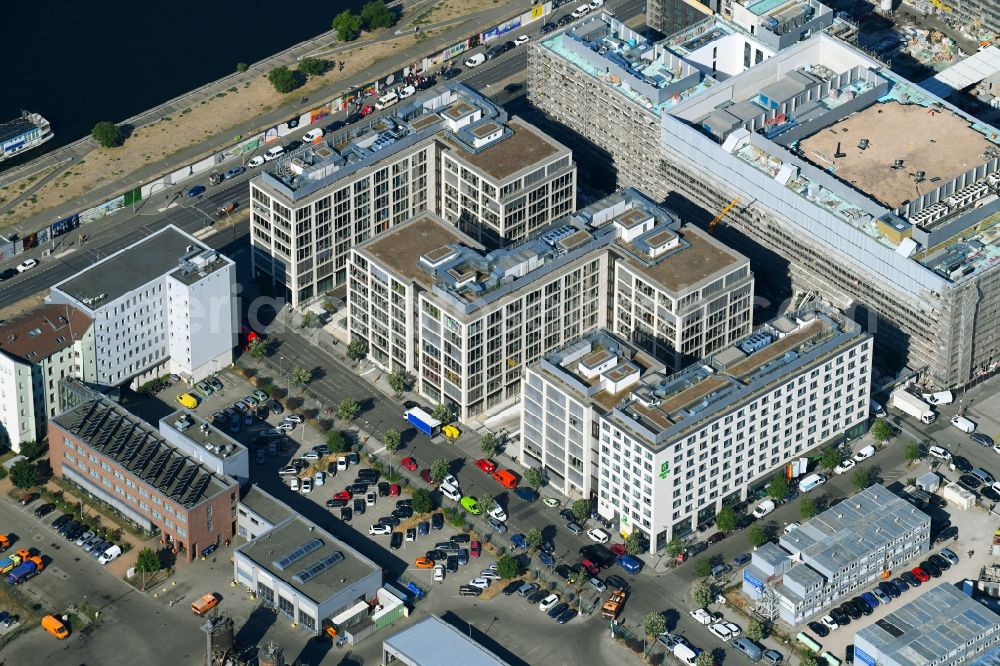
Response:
[[460, 496, 481, 514]]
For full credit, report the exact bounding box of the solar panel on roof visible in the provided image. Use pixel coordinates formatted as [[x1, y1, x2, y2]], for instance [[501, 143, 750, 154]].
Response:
[[129, 441, 157, 473], [158, 457, 185, 492], [273, 538, 324, 571], [292, 552, 344, 584], [143, 450, 171, 483], [182, 473, 212, 507], [171, 465, 198, 500]]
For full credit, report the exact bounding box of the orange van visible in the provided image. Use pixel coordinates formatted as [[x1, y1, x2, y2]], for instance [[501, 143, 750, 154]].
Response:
[[491, 469, 518, 489], [191, 593, 219, 616], [41, 614, 69, 639]]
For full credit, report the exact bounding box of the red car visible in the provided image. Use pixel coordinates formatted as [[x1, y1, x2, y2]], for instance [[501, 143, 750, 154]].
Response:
[[333, 490, 353, 501], [580, 559, 600, 576], [475, 458, 498, 474], [609, 543, 626, 556], [360, 104, 374, 116], [389, 484, 401, 496], [911, 566, 930, 583], [420, 469, 433, 485], [401, 457, 418, 471], [470, 540, 481, 558]]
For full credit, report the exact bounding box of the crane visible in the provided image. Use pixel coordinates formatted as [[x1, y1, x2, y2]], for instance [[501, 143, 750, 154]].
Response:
[[708, 197, 741, 232]]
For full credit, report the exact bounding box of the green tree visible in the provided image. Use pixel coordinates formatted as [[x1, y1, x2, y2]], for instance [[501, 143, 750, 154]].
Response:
[[747, 524, 768, 547], [904, 441, 921, 463], [430, 458, 450, 484], [327, 429, 349, 453], [337, 398, 360, 422], [480, 432, 499, 457], [871, 417, 894, 442], [383, 429, 401, 455], [298, 57, 328, 77], [430, 403, 451, 422], [746, 618, 764, 641], [496, 554, 521, 579], [92, 121, 122, 148], [267, 66, 299, 93], [693, 558, 712, 578], [411, 488, 434, 514], [346, 339, 368, 362], [525, 527, 542, 551], [625, 530, 648, 555], [695, 652, 715, 666], [360, 0, 395, 29], [819, 445, 844, 470], [799, 651, 820, 666], [136, 547, 161, 573], [692, 580, 714, 607], [9, 459, 37, 489], [524, 467, 544, 491], [332, 10, 363, 41], [387, 370, 411, 396], [477, 495, 496, 518], [852, 466, 873, 491], [247, 336, 267, 362], [666, 537, 685, 557], [236, 62, 249, 73], [291, 366, 312, 390], [767, 475, 790, 501], [18, 440, 46, 460], [301, 310, 320, 328], [800, 497, 818, 519], [571, 499, 590, 523], [642, 611, 666, 637], [715, 506, 737, 533]]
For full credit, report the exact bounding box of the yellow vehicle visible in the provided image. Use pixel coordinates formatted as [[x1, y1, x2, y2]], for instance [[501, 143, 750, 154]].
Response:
[[176, 393, 199, 409], [41, 614, 69, 639], [441, 424, 461, 439]]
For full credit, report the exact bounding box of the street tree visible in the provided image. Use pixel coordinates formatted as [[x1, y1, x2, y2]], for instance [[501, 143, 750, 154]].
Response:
[[693, 558, 712, 578], [692, 580, 714, 607], [767, 475, 790, 501], [247, 337, 267, 362], [819, 445, 844, 470], [290, 366, 312, 390], [695, 652, 715, 666], [332, 10, 363, 41], [383, 429, 401, 456], [411, 488, 434, 514], [496, 554, 521, 579], [625, 530, 648, 556], [480, 432, 499, 457], [666, 537, 685, 558], [904, 441, 921, 463], [136, 548, 161, 573], [715, 506, 737, 533], [477, 495, 496, 518], [337, 398, 360, 422], [430, 458, 450, 484], [571, 499, 591, 523], [852, 466, 874, 491], [525, 528, 542, 551], [642, 611, 666, 637], [746, 618, 765, 641], [524, 467, 543, 491], [361, 0, 395, 29], [9, 459, 37, 489], [267, 66, 299, 93], [19, 440, 46, 460], [346, 339, 368, 362], [298, 57, 328, 77], [747, 524, 768, 548], [387, 370, 411, 396], [800, 497, 818, 520], [236, 62, 249, 73], [327, 429, 348, 453], [92, 121, 122, 148], [430, 403, 451, 422], [870, 417, 894, 442], [799, 651, 820, 666], [301, 311, 320, 329]]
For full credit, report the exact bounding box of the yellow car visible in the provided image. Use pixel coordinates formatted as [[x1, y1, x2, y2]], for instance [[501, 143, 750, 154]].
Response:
[[442, 424, 461, 439], [176, 393, 199, 409]]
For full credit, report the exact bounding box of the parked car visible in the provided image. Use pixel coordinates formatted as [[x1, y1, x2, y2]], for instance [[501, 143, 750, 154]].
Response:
[[224, 166, 246, 179], [464, 53, 486, 68], [247, 156, 265, 168]]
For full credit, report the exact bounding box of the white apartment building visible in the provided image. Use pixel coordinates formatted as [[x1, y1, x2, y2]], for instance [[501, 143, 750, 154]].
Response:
[[523, 307, 872, 553], [349, 189, 751, 421], [48, 225, 237, 388], [250, 84, 575, 307], [0, 304, 95, 452]]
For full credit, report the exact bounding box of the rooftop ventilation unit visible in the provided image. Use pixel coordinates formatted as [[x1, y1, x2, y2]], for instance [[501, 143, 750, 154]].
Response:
[[892, 159, 904, 170], [858, 139, 869, 150]]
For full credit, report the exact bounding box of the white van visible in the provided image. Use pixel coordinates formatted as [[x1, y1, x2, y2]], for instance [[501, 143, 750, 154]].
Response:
[[673, 643, 700, 666], [375, 92, 398, 110], [799, 473, 826, 492], [853, 445, 876, 462], [951, 415, 976, 433], [264, 145, 285, 161], [923, 391, 954, 405], [98, 544, 122, 565]]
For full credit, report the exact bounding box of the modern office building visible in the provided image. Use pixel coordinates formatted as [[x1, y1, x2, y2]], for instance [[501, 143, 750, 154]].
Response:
[[349, 189, 751, 420], [233, 514, 382, 634], [47, 225, 236, 388], [158, 410, 250, 485], [250, 84, 576, 307], [854, 583, 1000, 666], [0, 304, 95, 452], [382, 615, 511, 666], [529, 11, 1000, 389], [49, 390, 239, 561], [647, 0, 718, 37], [743, 484, 931, 624], [525, 306, 870, 553]]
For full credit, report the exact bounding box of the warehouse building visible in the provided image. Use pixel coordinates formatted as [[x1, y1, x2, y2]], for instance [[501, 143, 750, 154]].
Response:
[[382, 615, 511, 666], [529, 11, 1000, 389], [854, 583, 1000, 666], [743, 484, 930, 624], [250, 84, 575, 307]]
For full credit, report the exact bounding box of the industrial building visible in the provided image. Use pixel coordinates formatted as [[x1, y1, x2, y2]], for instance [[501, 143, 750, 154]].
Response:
[[47, 225, 237, 387], [743, 484, 930, 624], [0, 304, 95, 452], [854, 583, 1000, 666], [250, 84, 575, 307], [49, 390, 239, 561], [382, 615, 511, 666], [158, 410, 250, 485], [522, 306, 871, 552], [528, 10, 1000, 389], [349, 189, 751, 420]]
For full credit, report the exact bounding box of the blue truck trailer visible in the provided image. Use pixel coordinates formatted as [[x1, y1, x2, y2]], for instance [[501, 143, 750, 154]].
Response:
[[404, 408, 441, 437]]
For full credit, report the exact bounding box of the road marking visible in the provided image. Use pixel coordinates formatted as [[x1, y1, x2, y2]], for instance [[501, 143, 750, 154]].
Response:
[[54, 248, 77, 259]]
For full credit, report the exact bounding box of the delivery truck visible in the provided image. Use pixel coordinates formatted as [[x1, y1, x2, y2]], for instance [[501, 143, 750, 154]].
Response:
[[404, 408, 441, 437], [891, 389, 936, 424], [601, 589, 627, 619], [7, 556, 43, 585], [0, 549, 29, 575]]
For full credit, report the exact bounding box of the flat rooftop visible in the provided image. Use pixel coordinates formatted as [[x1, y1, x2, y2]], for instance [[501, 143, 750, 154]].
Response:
[[798, 101, 995, 209], [161, 410, 247, 460], [239, 486, 293, 527], [383, 615, 511, 666], [617, 224, 746, 294], [0, 303, 91, 363], [52, 396, 235, 509], [443, 119, 563, 181], [237, 516, 380, 604], [52, 225, 209, 307]]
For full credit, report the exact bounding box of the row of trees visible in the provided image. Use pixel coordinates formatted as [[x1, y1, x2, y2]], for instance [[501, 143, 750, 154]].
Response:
[[267, 55, 330, 94], [332, 0, 396, 42]]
